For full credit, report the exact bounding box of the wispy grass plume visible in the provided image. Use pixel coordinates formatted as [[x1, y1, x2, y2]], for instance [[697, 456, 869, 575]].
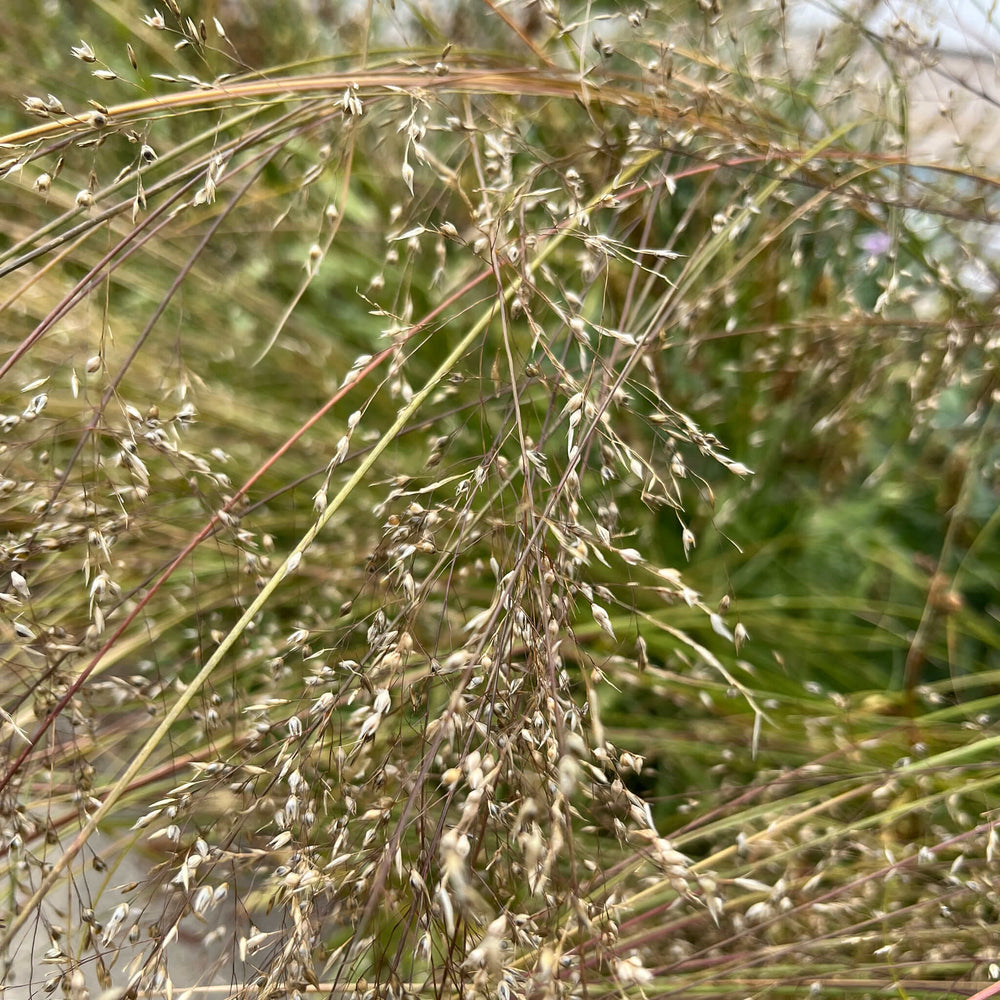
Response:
[[1, 1, 998, 997]]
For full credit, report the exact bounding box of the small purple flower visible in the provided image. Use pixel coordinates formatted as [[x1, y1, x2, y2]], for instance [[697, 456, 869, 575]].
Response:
[[859, 230, 892, 256]]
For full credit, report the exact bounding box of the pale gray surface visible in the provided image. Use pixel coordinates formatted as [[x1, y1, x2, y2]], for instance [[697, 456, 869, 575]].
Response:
[[2, 832, 252, 998]]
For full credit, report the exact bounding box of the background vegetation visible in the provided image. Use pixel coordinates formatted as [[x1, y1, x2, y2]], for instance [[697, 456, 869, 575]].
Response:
[[1, 0, 998, 997]]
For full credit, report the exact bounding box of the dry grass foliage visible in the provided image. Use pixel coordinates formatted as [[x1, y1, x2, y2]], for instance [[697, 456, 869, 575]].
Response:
[[0, 1, 998, 997]]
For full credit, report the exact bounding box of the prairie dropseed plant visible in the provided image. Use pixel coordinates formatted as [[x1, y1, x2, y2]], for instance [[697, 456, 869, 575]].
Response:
[[1, 1, 999, 998]]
